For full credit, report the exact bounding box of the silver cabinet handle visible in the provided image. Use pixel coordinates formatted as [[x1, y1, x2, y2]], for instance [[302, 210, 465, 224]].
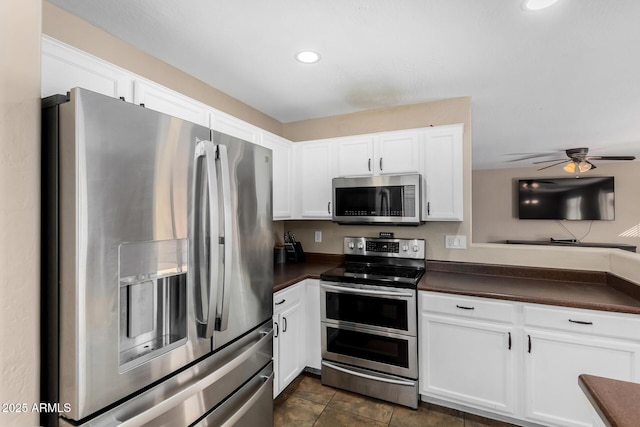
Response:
[[322, 361, 414, 386], [456, 305, 475, 310], [282, 316, 287, 333], [368, 158, 372, 171], [327, 201, 331, 214], [275, 299, 286, 305], [193, 140, 220, 339], [379, 157, 383, 171]]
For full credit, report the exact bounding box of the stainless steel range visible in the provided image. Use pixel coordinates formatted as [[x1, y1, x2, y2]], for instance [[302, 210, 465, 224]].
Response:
[[319, 237, 425, 409]]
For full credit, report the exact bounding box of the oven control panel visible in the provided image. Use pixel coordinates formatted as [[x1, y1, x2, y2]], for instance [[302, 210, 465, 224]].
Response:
[[344, 237, 425, 259]]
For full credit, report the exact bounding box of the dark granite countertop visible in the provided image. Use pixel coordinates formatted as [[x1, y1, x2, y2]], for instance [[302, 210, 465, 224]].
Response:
[[579, 374, 640, 427], [418, 261, 640, 315], [273, 253, 343, 292]]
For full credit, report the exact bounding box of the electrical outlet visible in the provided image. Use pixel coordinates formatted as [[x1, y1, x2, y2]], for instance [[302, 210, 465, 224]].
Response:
[[314, 231, 322, 243], [445, 235, 467, 249]]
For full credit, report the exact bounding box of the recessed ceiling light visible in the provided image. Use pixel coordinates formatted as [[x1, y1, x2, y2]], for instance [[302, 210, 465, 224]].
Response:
[[295, 51, 321, 64], [522, 0, 560, 11]]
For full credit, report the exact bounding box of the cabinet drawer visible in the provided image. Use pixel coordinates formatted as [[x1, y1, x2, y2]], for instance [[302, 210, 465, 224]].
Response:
[[524, 304, 640, 341], [420, 292, 515, 324], [274, 282, 304, 313]]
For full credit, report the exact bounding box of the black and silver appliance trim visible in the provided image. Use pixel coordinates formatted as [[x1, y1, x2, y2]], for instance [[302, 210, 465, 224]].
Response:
[[332, 174, 423, 225]]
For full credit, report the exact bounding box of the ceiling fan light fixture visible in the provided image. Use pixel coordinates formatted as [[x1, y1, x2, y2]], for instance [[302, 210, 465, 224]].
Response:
[[522, 0, 560, 11], [563, 161, 576, 173], [578, 161, 593, 173]]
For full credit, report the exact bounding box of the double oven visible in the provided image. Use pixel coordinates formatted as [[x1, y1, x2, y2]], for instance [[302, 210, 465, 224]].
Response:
[[320, 237, 425, 409]]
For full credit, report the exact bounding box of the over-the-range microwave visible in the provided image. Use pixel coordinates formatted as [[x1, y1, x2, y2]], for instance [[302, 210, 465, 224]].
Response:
[[332, 174, 423, 225]]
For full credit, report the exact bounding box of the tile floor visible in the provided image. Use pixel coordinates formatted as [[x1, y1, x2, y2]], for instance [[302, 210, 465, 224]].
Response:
[[274, 373, 518, 427]]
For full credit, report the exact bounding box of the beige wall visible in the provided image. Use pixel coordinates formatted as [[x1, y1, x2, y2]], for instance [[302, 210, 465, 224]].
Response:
[[0, 1, 41, 426], [282, 97, 472, 142], [473, 162, 640, 251], [42, 2, 283, 136]]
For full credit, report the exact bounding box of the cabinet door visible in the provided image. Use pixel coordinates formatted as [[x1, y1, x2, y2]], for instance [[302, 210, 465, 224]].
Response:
[[261, 133, 293, 219], [133, 80, 209, 127], [297, 141, 334, 218], [420, 313, 517, 415], [524, 329, 640, 427], [304, 279, 321, 371], [376, 132, 421, 175], [277, 301, 305, 392], [423, 124, 464, 221], [42, 36, 133, 101], [335, 137, 374, 177]]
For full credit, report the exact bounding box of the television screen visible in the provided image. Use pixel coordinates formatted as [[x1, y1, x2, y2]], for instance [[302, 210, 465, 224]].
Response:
[[518, 176, 614, 220]]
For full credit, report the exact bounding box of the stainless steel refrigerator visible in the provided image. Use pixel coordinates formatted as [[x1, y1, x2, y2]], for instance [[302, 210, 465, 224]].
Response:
[[41, 88, 274, 427]]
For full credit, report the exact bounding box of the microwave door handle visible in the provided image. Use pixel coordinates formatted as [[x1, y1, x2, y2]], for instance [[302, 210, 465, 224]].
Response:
[[193, 140, 220, 339], [216, 144, 233, 332]]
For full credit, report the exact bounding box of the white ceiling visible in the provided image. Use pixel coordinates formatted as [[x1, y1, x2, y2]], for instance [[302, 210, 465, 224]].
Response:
[[47, 0, 640, 170]]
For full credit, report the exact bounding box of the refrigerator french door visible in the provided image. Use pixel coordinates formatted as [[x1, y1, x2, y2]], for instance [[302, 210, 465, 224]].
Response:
[[41, 88, 273, 427]]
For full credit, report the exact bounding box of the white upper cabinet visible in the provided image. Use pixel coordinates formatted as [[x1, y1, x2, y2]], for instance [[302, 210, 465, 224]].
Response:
[[376, 131, 421, 175], [261, 132, 293, 219], [41, 36, 133, 101], [294, 140, 334, 219], [335, 136, 375, 177], [422, 124, 464, 221], [132, 80, 210, 127], [334, 132, 420, 177]]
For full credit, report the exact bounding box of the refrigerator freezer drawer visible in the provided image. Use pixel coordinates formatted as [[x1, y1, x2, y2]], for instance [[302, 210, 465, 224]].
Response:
[[192, 365, 273, 427], [61, 322, 273, 427]]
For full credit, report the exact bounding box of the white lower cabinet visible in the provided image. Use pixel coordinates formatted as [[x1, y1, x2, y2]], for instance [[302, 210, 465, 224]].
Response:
[[419, 293, 517, 415], [273, 283, 305, 397], [419, 291, 640, 427], [522, 304, 640, 427], [273, 279, 322, 397]]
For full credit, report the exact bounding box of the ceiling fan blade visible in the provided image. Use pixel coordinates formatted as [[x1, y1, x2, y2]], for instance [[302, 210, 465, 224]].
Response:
[[532, 158, 565, 164], [537, 160, 569, 171], [506, 153, 561, 162], [586, 156, 636, 161]]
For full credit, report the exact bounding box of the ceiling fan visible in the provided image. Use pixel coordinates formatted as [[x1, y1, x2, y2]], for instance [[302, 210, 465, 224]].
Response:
[[533, 147, 636, 173]]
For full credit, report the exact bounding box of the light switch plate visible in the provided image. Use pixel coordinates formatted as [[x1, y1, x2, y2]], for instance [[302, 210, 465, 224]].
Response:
[[445, 235, 467, 249], [314, 231, 322, 243]]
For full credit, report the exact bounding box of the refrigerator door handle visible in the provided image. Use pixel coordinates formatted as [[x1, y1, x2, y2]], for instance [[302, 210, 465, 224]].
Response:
[[216, 144, 233, 332], [194, 140, 220, 339], [114, 329, 273, 427]]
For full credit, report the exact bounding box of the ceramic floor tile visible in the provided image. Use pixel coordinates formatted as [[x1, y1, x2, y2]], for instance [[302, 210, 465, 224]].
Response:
[[290, 375, 336, 406], [313, 406, 389, 427], [273, 394, 325, 427], [327, 389, 394, 423], [390, 403, 465, 427]]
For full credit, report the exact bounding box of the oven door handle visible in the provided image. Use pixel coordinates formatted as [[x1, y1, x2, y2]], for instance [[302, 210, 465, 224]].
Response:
[[320, 283, 413, 298], [322, 361, 415, 386]]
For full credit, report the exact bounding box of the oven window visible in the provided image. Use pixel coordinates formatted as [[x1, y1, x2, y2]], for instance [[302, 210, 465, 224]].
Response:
[[326, 326, 409, 368], [335, 186, 405, 217], [325, 292, 409, 331]]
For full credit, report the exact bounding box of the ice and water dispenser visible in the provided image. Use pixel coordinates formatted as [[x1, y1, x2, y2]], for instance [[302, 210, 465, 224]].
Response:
[[118, 239, 188, 372]]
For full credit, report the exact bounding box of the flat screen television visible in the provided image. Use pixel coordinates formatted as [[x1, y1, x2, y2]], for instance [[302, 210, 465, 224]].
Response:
[[518, 176, 614, 220]]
